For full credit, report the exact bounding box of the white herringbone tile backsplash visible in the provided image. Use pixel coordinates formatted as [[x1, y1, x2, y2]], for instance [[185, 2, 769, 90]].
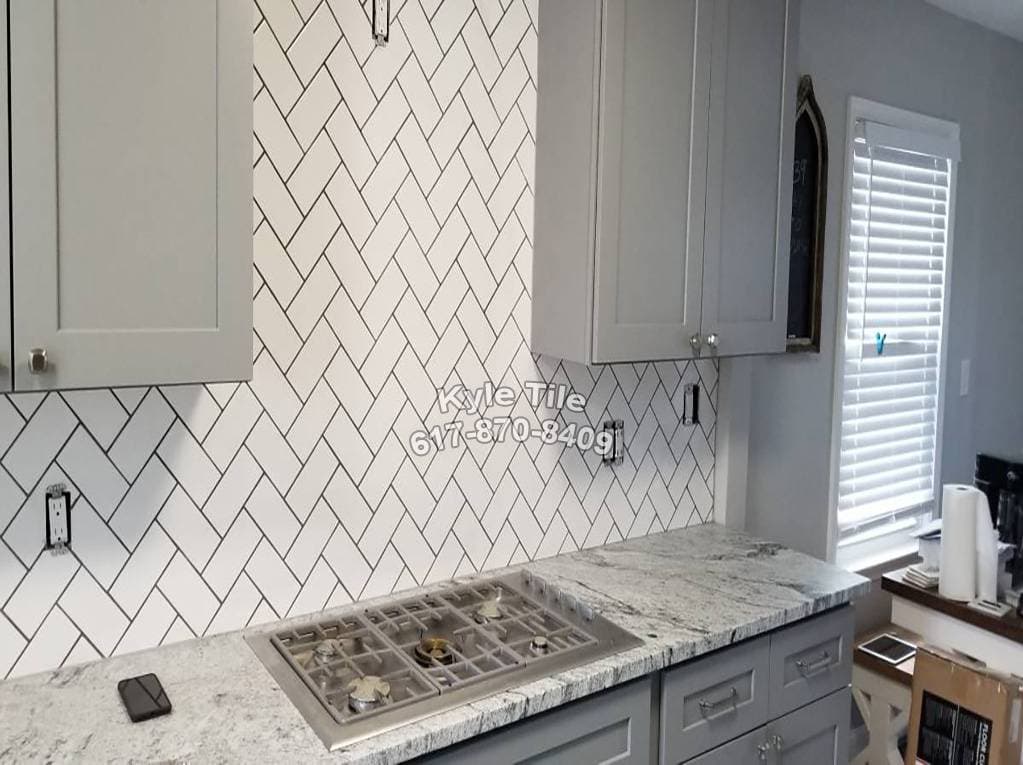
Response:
[[0, 0, 716, 679]]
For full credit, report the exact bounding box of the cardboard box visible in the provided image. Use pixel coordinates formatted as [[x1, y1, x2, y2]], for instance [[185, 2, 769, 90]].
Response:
[[906, 646, 1023, 764]]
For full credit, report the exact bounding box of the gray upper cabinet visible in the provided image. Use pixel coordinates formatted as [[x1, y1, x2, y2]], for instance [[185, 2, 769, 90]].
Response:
[[591, 0, 710, 362], [531, 0, 796, 364], [702, 0, 797, 356], [0, 5, 10, 394], [8, 0, 253, 391]]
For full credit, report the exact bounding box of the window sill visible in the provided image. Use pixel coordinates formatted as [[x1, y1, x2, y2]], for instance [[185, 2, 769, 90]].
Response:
[[839, 543, 919, 576]]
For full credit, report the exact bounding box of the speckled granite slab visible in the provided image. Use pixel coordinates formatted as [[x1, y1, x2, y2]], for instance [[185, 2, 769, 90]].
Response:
[[0, 524, 869, 764]]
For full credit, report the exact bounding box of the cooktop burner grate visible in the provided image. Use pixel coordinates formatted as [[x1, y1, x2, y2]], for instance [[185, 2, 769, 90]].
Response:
[[272, 614, 438, 724]]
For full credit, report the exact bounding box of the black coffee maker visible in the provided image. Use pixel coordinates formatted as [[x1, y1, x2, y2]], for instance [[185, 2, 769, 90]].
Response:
[[974, 452, 1023, 592]]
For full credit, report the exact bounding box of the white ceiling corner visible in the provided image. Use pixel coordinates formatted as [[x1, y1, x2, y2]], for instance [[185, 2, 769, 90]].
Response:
[[923, 0, 1023, 43]]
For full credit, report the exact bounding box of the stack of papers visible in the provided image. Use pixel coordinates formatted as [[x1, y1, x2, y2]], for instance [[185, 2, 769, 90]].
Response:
[[905, 565, 940, 589]]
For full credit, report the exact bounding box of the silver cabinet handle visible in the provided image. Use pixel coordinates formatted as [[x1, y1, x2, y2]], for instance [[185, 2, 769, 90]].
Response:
[[795, 650, 831, 677], [697, 686, 738, 717], [773, 734, 784, 751], [757, 741, 772, 762], [705, 332, 720, 350], [689, 333, 702, 352], [28, 348, 49, 375]]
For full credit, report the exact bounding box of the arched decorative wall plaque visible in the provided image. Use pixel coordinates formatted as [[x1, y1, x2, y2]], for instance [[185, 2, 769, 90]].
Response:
[[786, 75, 828, 352]]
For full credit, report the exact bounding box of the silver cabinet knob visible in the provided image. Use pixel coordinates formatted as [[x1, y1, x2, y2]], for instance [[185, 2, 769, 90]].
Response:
[[705, 332, 720, 350], [28, 348, 49, 375], [689, 334, 702, 352], [773, 734, 784, 752], [757, 741, 771, 762]]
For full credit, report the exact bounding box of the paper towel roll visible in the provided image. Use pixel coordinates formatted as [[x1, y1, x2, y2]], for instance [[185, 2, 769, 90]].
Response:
[[939, 484, 978, 601], [976, 490, 999, 602]]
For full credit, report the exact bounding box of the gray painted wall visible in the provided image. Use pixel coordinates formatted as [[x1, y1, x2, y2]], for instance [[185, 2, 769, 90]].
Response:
[[745, 0, 1023, 559]]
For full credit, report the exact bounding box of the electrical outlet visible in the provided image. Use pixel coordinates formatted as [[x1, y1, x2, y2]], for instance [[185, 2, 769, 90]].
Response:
[[45, 484, 71, 554]]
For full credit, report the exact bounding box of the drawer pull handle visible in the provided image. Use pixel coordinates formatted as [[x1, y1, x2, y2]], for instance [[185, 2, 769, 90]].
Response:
[[697, 686, 738, 717], [795, 650, 831, 677]]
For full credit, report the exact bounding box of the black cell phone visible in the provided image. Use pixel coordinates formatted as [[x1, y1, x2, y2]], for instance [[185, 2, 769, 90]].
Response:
[[117, 673, 172, 722]]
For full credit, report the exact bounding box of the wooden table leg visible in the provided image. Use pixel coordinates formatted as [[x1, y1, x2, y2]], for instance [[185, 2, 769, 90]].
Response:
[[852, 664, 912, 765]]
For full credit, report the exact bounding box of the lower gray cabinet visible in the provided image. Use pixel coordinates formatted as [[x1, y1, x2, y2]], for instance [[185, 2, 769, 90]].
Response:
[[768, 607, 853, 717], [684, 688, 851, 765], [660, 635, 770, 761], [772, 688, 850, 765], [418, 609, 852, 765], [417, 676, 652, 764], [683, 726, 770, 764]]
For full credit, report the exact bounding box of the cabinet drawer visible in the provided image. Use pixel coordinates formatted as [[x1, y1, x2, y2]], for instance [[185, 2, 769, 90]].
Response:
[[418, 676, 653, 764], [660, 636, 770, 764], [768, 607, 853, 717]]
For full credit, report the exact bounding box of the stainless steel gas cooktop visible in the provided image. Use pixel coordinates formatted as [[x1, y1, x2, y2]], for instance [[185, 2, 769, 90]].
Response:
[[245, 571, 642, 751]]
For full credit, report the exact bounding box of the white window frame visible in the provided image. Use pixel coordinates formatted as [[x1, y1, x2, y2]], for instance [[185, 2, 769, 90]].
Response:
[[827, 97, 960, 572]]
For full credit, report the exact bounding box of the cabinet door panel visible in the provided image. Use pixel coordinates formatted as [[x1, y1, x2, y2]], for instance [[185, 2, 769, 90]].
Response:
[[0, 4, 10, 392], [773, 688, 850, 765], [702, 0, 797, 356], [593, 0, 711, 362], [11, 0, 252, 390], [683, 725, 769, 764]]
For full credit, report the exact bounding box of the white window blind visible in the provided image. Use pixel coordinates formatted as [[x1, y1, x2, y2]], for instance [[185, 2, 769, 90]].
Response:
[[835, 117, 957, 567]]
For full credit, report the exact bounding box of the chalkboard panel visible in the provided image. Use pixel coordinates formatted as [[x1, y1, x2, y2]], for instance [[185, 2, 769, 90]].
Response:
[[786, 76, 827, 352]]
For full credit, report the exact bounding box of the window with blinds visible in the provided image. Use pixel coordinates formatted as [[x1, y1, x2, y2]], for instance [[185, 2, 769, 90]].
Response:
[[834, 108, 959, 569]]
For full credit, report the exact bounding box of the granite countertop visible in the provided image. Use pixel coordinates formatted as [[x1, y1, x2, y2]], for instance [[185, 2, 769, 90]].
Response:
[[0, 524, 869, 764]]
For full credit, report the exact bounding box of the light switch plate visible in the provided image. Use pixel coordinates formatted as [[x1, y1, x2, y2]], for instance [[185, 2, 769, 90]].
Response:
[[601, 420, 624, 466], [372, 0, 389, 45], [682, 383, 700, 426], [960, 358, 970, 397]]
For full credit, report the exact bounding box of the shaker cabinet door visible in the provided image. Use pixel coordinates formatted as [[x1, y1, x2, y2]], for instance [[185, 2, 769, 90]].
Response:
[[592, 0, 712, 362], [772, 688, 850, 765], [683, 726, 771, 765], [10, 0, 253, 390], [0, 4, 10, 393], [701, 0, 797, 357]]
